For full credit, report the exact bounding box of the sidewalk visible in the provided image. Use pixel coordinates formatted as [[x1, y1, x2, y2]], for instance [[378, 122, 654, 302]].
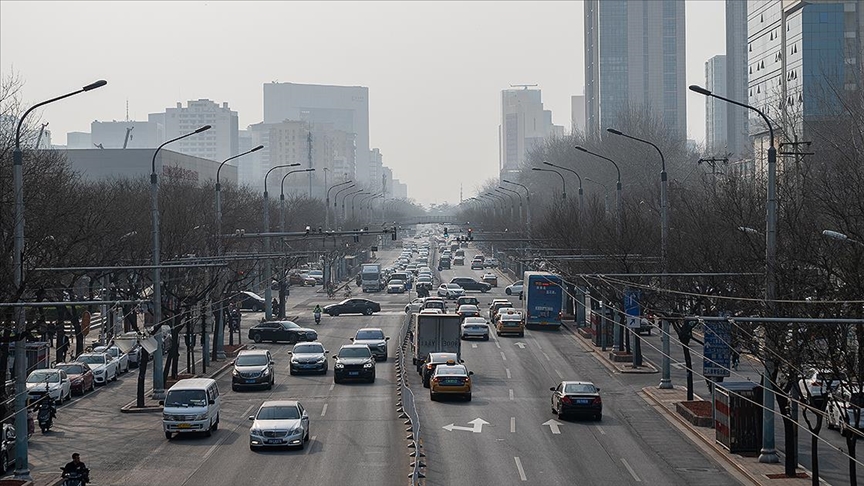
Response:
[[564, 321, 659, 374]]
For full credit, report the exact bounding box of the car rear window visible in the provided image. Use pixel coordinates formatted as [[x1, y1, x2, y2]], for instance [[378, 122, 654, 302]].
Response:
[[356, 330, 384, 340], [564, 384, 596, 394]]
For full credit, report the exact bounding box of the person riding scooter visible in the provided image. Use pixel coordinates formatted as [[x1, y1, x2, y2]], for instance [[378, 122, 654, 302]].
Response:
[[37, 394, 56, 433], [62, 453, 90, 485], [313, 305, 322, 325]]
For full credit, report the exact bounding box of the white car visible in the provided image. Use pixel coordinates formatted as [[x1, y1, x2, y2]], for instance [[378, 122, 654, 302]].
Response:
[[461, 317, 490, 340], [75, 352, 119, 385], [26, 369, 72, 403], [419, 308, 443, 314], [798, 369, 846, 403], [94, 345, 130, 373], [437, 283, 465, 300], [826, 386, 864, 431], [249, 400, 310, 450], [405, 298, 427, 314], [505, 280, 524, 296]]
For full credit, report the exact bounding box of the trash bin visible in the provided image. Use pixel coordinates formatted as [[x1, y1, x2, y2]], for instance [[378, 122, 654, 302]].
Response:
[[714, 382, 763, 453]]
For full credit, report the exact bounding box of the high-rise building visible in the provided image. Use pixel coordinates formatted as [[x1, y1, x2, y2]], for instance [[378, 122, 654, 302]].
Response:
[[726, 0, 750, 160], [584, 0, 687, 139], [91, 120, 163, 149], [571, 95, 587, 134], [149, 99, 239, 162], [499, 88, 564, 179], [705, 55, 728, 156], [263, 82, 371, 185], [368, 148, 383, 193]]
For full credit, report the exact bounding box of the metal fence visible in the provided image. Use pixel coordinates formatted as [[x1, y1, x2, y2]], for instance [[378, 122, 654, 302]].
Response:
[[397, 313, 425, 484]]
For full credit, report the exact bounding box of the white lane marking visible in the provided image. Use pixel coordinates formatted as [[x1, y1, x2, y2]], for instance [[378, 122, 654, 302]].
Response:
[[495, 341, 501, 349], [621, 458, 641, 482], [329, 383, 335, 392], [472, 343, 478, 349], [305, 435, 317, 455], [506, 368, 512, 379], [510, 417, 516, 433], [509, 389, 514, 400], [500, 351, 507, 361], [514, 456, 527, 481], [596, 425, 606, 435], [534, 341, 542, 350], [555, 369, 564, 379], [321, 403, 328, 417], [542, 352, 551, 361]]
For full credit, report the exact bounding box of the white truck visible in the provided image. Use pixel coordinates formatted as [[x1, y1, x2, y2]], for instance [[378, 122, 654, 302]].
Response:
[[411, 313, 462, 371], [361, 264, 382, 292]]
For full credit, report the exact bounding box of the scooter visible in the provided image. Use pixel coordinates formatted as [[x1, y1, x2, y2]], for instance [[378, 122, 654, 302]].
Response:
[[37, 399, 55, 433], [314, 312, 322, 325], [60, 467, 89, 486]]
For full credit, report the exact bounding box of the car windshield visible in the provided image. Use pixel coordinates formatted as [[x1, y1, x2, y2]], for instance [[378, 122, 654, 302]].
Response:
[[27, 371, 60, 383], [339, 347, 372, 358], [77, 355, 105, 365], [236, 355, 269, 366], [56, 364, 84, 375], [356, 330, 385, 340], [447, 284, 461, 289], [257, 405, 300, 420], [565, 384, 597, 394], [293, 344, 324, 354], [164, 389, 207, 408], [390, 280, 404, 285]]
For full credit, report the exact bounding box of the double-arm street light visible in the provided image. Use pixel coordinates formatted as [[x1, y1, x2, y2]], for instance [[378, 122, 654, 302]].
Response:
[[326, 180, 353, 229], [494, 188, 517, 221], [11, 78, 107, 480], [690, 83, 778, 464], [606, 128, 667, 376], [502, 179, 531, 229], [151, 124, 212, 403], [359, 192, 381, 220], [575, 146, 622, 237], [214, 144, 263, 359], [531, 167, 566, 199], [263, 164, 301, 320], [544, 161, 584, 213]]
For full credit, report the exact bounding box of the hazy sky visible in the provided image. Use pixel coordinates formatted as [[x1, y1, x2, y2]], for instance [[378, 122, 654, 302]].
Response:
[[0, 1, 725, 206]]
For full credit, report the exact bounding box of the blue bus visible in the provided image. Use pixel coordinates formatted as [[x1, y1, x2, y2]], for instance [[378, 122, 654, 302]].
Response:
[[522, 271, 563, 329]]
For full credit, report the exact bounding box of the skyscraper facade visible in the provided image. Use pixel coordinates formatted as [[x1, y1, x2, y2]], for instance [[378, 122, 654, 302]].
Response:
[[726, 0, 750, 160], [705, 55, 729, 156], [149, 99, 239, 162], [584, 0, 687, 139], [499, 88, 564, 180]]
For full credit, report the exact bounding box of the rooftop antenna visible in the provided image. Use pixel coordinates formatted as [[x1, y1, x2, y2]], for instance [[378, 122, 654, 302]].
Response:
[[509, 84, 538, 90], [125, 99, 129, 122]]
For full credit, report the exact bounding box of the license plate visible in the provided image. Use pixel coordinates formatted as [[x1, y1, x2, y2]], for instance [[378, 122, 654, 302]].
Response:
[[177, 423, 192, 429], [348, 371, 359, 376], [576, 399, 590, 404], [265, 439, 283, 444], [246, 379, 257, 383], [303, 364, 315, 368], [443, 380, 461, 386]]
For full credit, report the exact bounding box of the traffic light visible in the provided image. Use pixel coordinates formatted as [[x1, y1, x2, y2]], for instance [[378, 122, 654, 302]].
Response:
[[443, 227, 449, 238], [468, 228, 473, 241], [391, 226, 397, 241]]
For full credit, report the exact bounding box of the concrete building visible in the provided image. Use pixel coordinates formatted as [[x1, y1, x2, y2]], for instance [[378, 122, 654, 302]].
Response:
[[62, 148, 237, 185], [66, 132, 92, 149], [571, 95, 586, 134], [705, 55, 729, 156], [726, 0, 750, 160], [584, 0, 687, 139], [368, 148, 383, 194], [392, 179, 408, 200], [91, 120, 163, 150], [499, 88, 564, 180], [263, 82, 370, 184], [149, 99, 239, 163]]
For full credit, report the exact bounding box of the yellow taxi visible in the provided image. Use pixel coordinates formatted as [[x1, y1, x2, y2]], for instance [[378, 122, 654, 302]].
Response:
[[430, 361, 473, 402], [496, 308, 525, 337]]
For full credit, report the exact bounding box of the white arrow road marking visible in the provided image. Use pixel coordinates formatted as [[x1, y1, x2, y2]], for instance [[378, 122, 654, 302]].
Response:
[[472, 343, 477, 348], [514, 456, 527, 481], [621, 458, 642, 482], [495, 341, 501, 349], [442, 418, 489, 433], [510, 417, 516, 433], [514, 342, 526, 349], [542, 419, 562, 434]]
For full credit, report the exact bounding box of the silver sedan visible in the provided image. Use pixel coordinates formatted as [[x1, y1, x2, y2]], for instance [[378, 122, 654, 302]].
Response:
[[460, 317, 490, 340], [249, 400, 310, 450]]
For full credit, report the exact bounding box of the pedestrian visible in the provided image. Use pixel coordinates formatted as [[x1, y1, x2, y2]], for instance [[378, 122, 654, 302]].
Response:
[[271, 298, 279, 317]]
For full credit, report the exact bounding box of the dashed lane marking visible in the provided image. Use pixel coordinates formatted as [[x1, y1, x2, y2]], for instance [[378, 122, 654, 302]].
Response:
[[621, 458, 641, 482], [500, 351, 507, 361], [509, 389, 514, 400], [510, 417, 516, 433], [555, 369, 564, 379], [321, 403, 328, 417], [506, 368, 511, 379], [514, 457, 527, 481]]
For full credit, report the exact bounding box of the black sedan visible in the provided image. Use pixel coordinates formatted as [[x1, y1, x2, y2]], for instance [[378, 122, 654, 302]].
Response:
[[550, 381, 602, 420], [248, 321, 317, 344], [235, 291, 266, 311], [323, 298, 381, 316]]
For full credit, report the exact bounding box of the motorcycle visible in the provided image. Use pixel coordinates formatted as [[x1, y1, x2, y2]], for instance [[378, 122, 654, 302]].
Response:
[[314, 311, 322, 325], [61, 467, 90, 486], [37, 399, 55, 433]]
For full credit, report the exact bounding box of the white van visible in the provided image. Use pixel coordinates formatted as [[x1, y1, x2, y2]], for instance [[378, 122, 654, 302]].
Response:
[[161, 378, 220, 439]]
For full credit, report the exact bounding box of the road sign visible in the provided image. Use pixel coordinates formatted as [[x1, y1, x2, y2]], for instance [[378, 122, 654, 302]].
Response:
[[624, 289, 641, 329], [442, 418, 488, 433], [542, 419, 562, 434], [703, 320, 731, 377]]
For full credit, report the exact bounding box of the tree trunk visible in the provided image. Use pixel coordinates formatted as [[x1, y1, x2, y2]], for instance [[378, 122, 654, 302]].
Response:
[[683, 346, 694, 401], [136, 349, 149, 407], [775, 391, 799, 477], [847, 435, 858, 486]]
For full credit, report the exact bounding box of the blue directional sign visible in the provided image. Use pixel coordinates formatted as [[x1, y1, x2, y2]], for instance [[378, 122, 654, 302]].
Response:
[[624, 289, 641, 329], [703, 320, 731, 377]]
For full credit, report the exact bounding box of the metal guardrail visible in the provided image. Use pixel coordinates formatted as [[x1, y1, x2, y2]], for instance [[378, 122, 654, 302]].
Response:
[[397, 314, 425, 484]]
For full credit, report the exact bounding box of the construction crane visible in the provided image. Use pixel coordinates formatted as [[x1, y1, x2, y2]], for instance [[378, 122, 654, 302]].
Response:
[[509, 84, 538, 90], [122, 126, 134, 149]]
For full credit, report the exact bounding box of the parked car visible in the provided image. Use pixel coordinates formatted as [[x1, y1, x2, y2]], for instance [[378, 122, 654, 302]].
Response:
[[0, 424, 15, 473], [26, 369, 71, 403], [481, 273, 498, 287], [54, 362, 95, 395], [333, 345, 376, 384], [798, 368, 847, 405], [307, 270, 325, 285], [550, 381, 602, 420], [248, 321, 317, 344], [289, 272, 317, 286], [249, 400, 310, 450], [437, 283, 465, 300], [505, 280, 524, 296], [323, 298, 381, 316], [232, 349, 274, 391], [235, 291, 266, 311], [351, 328, 390, 361], [75, 352, 119, 385], [289, 342, 328, 375], [461, 317, 490, 340], [93, 345, 130, 373], [827, 386, 864, 431], [450, 277, 491, 293]]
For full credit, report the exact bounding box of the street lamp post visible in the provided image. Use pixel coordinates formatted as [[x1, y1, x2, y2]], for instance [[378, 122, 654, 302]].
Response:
[[350, 191, 368, 221], [11, 78, 107, 480], [575, 146, 622, 238], [498, 186, 523, 224], [263, 164, 301, 320], [214, 144, 263, 360], [494, 188, 517, 221], [544, 161, 584, 214], [334, 184, 356, 226], [502, 179, 531, 230], [486, 192, 507, 221], [326, 180, 353, 230], [606, 128, 667, 375], [690, 83, 778, 464], [343, 189, 364, 221], [531, 167, 566, 199]]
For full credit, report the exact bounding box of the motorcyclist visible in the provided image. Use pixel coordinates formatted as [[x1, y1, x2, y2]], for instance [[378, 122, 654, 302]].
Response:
[[38, 395, 56, 419], [313, 305, 322, 324], [62, 453, 90, 484]]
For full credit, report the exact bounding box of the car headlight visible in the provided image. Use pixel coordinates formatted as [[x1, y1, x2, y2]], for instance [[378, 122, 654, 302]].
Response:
[[335, 363, 344, 369], [94, 369, 104, 375], [163, 413, 173, 421], [232, 369, 240, 376], [261, 368, 270, 376], [250, 428, 262, 436], [316, 356, 326, 363], [290, 358, 299, 364], [290, 426, 302, 436], [193, 413, 208, 421], [363, 362, 374, 369]]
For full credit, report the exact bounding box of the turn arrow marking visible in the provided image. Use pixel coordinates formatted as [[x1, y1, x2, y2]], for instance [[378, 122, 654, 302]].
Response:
[[442, 418, 490, 433], [514, 342, 526, 349], [542, 419, 562, 434]]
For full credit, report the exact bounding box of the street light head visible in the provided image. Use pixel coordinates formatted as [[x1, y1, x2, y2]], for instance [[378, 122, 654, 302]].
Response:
[[822, 229, 849, 241], [531, 167, 542, 171], [689, 85, 712, 96], [83, 80, 108, 91], [737, 226, 760, 235], [195, 125, 212, 133], [543, 161, 554, 167], [606, 128, 623, 136], [305, 168, 316, 172], [574, 146, 587, 153], [251, 145, 264, 152]]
